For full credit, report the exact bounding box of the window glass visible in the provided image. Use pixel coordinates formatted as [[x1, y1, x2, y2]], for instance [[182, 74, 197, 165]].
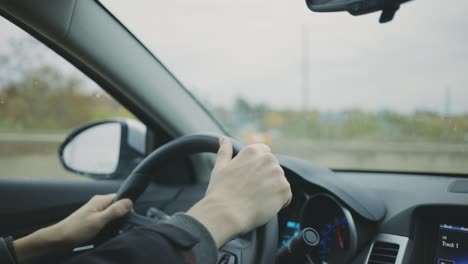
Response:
[[103, 0, 468, 174], [0, 17, 135, 180]]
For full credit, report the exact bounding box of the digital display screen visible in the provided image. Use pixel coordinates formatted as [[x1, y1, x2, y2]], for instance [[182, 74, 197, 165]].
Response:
[[435, 224, 468, 264], [281, 221, 301, 246]]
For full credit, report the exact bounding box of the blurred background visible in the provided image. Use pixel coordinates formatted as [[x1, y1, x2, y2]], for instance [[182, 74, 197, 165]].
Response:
[[1, 0, 468, 180], [0, 17, 134, 180]]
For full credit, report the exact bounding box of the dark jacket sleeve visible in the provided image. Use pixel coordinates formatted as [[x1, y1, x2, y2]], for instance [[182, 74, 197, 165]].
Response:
[[0, 237, 17, 264], [64, 213, 218, 264]]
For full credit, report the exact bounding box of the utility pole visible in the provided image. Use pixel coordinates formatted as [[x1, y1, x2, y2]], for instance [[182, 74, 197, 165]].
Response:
[[301, 24, 310, 136], [444, 87, 451, 118]]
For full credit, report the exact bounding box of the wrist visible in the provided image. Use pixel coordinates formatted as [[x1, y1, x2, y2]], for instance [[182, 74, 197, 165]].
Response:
[[187, 195, 244, 248], [45, 221, 75, 249], [38, 223, 71, 249]]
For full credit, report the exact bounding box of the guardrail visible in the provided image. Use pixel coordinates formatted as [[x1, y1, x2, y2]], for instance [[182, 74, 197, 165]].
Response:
[[0, 132, 65, 143]]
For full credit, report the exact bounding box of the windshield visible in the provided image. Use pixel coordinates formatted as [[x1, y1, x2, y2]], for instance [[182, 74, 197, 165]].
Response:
[[102, 0, 468, 175]]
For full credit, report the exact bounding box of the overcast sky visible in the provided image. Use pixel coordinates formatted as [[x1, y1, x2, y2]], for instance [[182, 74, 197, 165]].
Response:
[[1, 0, 468, 114], [100, 0, 468, 114]]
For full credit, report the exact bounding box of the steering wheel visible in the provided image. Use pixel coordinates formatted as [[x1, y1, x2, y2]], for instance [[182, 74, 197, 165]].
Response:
[[113, 134, 278, 264]]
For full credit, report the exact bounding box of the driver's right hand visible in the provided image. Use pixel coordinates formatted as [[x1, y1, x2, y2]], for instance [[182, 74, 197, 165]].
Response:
[[188, 137, 292, 248]]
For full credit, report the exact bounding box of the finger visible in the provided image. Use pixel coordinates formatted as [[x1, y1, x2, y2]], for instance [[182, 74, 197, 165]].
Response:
[[247, 143, 271, 153], [88, 194, 116, 211], [283, 192, 293, 208], [95, 198, 133, 224], [281, 180, 292, 208], [213, 136, 233, 171]]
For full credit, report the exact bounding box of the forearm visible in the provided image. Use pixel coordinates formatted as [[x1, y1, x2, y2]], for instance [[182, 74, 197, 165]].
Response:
[[14, 224, 67, 264]]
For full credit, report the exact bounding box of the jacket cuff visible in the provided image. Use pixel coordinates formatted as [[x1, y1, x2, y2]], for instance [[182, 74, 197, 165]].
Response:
[[164, 213, 218, 264], [0, 238, 16, 264]]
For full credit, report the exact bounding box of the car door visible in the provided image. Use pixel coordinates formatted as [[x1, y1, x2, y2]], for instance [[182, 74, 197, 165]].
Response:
[[0, 15, 205, 242]]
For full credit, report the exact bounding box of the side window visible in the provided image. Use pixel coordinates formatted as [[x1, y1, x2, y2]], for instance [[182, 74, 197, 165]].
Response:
[[0, 17, 138, 180]]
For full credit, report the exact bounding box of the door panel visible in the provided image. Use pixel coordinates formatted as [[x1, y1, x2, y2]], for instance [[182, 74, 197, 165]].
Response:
[[0, 180, 194, 238]]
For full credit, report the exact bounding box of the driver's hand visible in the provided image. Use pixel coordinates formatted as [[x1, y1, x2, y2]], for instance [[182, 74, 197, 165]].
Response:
[[54, 194, 133, 247], [188, 137, 292, 248], [14, 194, 132, 264]]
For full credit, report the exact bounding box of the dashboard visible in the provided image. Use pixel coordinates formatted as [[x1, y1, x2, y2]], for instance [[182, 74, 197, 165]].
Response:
[[277, 155, 468, 264]]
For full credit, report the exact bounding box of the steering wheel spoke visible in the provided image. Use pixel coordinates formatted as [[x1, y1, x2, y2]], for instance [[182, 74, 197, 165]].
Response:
[[116, 210, 160, 234], [219, 234, 256, 264]]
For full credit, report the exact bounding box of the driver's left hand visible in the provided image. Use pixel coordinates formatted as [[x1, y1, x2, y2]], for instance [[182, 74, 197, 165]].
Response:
[[54, 194, 133, 247], [14, 194, 133, 264]]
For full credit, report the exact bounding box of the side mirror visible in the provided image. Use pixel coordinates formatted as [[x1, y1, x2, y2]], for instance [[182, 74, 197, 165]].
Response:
[[306, 0, 413, 23], [59, 119, 146, 179]]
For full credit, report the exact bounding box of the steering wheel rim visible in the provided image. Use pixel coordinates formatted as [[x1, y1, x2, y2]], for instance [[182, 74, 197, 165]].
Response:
[[114, 133, 278, 264]]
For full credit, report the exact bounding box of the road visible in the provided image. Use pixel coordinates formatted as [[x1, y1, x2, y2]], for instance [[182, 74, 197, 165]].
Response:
[[1, 132, 467, 180]]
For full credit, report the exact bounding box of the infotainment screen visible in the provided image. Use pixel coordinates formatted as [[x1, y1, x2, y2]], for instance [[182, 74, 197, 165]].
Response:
[[435, 224, 468, 264]]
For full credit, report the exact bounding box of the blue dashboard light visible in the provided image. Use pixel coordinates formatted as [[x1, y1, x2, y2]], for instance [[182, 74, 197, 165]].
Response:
[[281, 221, 302, 246], [287, 221, 301, 229]]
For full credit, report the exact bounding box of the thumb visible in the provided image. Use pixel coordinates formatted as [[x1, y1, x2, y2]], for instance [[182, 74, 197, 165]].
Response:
[[213, 137, 233, 171], [95, 198, 133, 224]]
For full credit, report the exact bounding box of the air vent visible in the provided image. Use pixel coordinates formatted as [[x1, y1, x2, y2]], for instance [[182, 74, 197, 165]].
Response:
[[367, 241, 400, 264]]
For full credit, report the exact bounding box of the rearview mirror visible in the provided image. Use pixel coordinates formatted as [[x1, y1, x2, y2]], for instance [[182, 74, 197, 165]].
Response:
[[59, 119, 146, 179], [306, 0, 413, 23]]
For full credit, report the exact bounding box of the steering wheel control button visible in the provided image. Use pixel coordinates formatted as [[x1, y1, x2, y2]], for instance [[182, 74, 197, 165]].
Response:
[[218, 252, 236, 264], [276, 227, 321, 264]]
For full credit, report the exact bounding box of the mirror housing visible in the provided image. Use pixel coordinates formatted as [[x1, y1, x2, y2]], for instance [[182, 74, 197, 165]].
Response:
[[59, 119, 147, 179], [306, 0, 413, 23]]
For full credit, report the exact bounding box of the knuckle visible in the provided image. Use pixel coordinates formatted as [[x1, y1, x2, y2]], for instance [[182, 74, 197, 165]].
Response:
[[286, 186, 293, 199], [244, 145, 258, 155], [90, 195, 101, 202], [279, 179, 291, 193], [254, 143, 270, 152], [262, 153, 277, 163], [272, 165, 284, 176], [284, 191, 292, 205], [262, 144, 272, 152], [281, 183, 292, 200], [111, 205, 125, 216]]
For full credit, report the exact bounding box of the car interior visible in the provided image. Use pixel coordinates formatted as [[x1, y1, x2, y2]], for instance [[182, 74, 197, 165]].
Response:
[[0, 0, 467, 264]]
